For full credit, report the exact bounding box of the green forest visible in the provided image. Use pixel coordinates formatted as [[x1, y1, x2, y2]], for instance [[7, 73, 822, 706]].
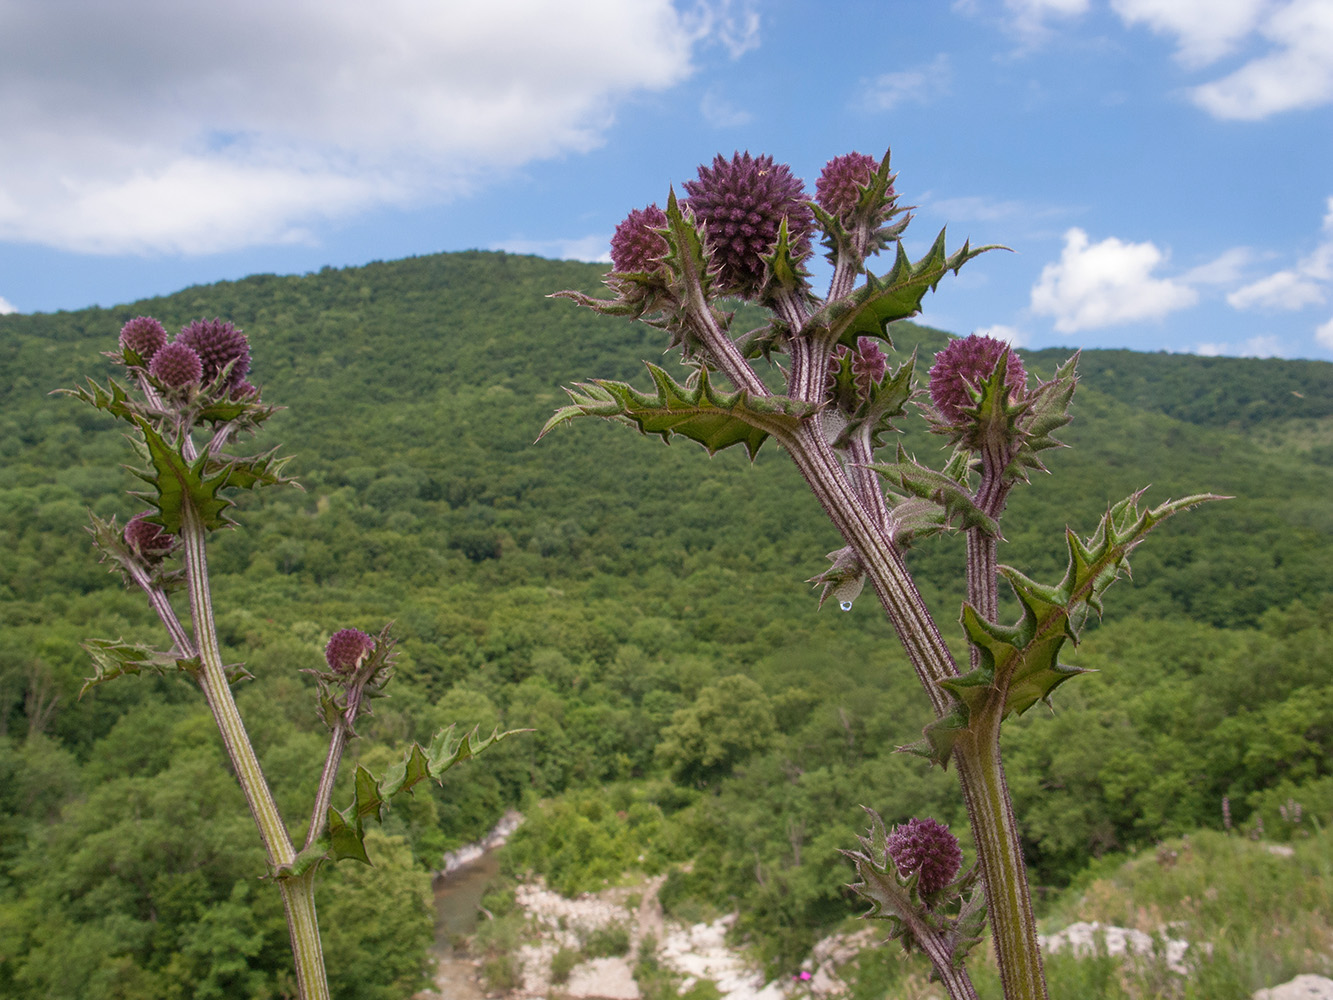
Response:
[[1, 250, 1331, 998]]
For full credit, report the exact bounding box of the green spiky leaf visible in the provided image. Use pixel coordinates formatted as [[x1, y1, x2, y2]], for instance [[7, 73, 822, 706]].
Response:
[[58, 376, 150, 425], [809, 229, 1005, 349], [79, 638, 251, 696], [130, 416, 234, 532], [540, 362, 815, 459], [287, 724, 524, 875], [941, 491, 1223, 727], [873, 444, 997, 537]]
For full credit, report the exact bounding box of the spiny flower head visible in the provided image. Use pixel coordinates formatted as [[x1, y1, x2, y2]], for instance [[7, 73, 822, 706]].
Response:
[[177, 319, 251, 388], [118, 316, 169, 364], [124, 512, 175, 561], [610, 204, 668, 274], [325, 628, 375, 674], [148, 341, 203, 388], [851, 337, 887, 396], [928, 334, 1027, 425], [886, 817, 962, 895], [816, 152, 881, 225], [683, 152, 813, 298]]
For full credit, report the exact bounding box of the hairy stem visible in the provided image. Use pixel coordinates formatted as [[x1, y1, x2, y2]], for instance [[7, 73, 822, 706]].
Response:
[[781, 421, 1047, 1000], [305, 724, 349, 852], [955, 728, 1047, 1000], [180, 500, 330, 1000]]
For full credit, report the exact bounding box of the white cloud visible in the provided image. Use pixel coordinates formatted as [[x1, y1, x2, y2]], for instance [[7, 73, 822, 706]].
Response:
[[700, 90, 753, 128], [1227, 197, 1333, 310], [1316, 315, 1333, 348], [1110, 0, 1271, 67], [864, 55, 952, 111], [975, 323, 1032, 347], [1194, 334, 1291, 357], [1110, 0, 1333, 119], [1030, 228, 1198, 332], [491, 234, 612, 263], [1227, 269, 1326, 309], [1192, 1, 1333, 118], [1002, 0, 1091, 41], [0, 0, 743, 255], [0, 296, 16, 315], [1179, 246, 1260, 286]]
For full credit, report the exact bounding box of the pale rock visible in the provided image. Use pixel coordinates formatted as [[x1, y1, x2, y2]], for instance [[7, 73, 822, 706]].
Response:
[[1253, 974, 1333, 1000]]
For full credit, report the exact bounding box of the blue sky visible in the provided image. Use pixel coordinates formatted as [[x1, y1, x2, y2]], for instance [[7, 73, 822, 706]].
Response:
[[1, 0, 1331, 359]]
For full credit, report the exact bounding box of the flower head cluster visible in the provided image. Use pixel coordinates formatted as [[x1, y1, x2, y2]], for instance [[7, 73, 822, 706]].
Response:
[[928, 334, 1027, 426], [683, 152, 813, 298], [886, 817, 962, 895], [325, 628, 375, 674], [610, 204, 668, 275], [816, 152, 881, 226], [124, 512, 175, 561], [148, 342, 204, 388], [178, 319, 251, 390], [119, 317, 169, 364]]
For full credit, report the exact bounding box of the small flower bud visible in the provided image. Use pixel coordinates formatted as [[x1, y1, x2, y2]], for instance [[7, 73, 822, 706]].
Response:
[[886, 817, 962, 895], [148, 342, 204, 388], [177, 318, 251, 388], [683, 152, 814, 298], [928, 334, 1027, 426], [325, 628, 375, 674], [610, 204, 669, 274], [124, 512, 175, 561], [816, 152, 881, 225], [230, 380, 260, 401], [851, 337, 887, 396], [119, 316, 169, 364]]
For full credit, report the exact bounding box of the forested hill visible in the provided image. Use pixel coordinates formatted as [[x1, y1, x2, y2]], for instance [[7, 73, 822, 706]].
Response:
[[2, 250, 1332, 996]]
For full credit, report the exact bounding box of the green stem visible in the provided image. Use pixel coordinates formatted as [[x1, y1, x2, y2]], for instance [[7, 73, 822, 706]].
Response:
[[782, 423, 1047, 1000], [180, 500, 330, 1000], [305, 723, 349, 852], [955, 727, 1047, 1000]]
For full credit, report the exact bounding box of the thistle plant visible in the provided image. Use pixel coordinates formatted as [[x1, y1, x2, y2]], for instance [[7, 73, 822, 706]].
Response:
[[63, 317, 518, 1000], [542, 148, 1220, 1000]]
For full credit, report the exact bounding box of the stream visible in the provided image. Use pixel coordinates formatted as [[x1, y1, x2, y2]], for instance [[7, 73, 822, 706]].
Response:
[[431, 848, 502, 956]]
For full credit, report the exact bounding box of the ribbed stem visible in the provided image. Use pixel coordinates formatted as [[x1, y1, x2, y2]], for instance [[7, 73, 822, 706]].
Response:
[[955, 730, 1047, 1000], [305, 724, 349, 852], [180, 500, 330, 1000]]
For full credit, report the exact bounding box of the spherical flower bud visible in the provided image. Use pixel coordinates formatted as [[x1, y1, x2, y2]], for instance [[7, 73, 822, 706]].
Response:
[[119, 316, 169, 364], [610, 204, 669, 274], [230, 380, 260, 401], [928, 334, 1028, 425], [682, 152, 814, 298], [816, 152, 881, 225], [851, 337, 887, 396], [148, 341, 204, 388], [886, 817, 962, 895], [177, 318, 251, 388], [325, 628, 375, 674], [124, 512, 175, 561]]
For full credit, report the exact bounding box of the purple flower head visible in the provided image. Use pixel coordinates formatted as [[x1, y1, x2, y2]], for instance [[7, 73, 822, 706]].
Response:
[[886, 817, 962, 895], [124, 512, 175, 561], [118, 316, 169, 364], [230, 380, 260, 401], [148, 342, 204, 388], [682, 152, 813, 298], [610, 204, 669, 274], [177, 319, 251, 388], [816, 152, 881, 225], [851, 337, 887, 396], [325, 628, 375, 674], [928, 334, 1028, 426]]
